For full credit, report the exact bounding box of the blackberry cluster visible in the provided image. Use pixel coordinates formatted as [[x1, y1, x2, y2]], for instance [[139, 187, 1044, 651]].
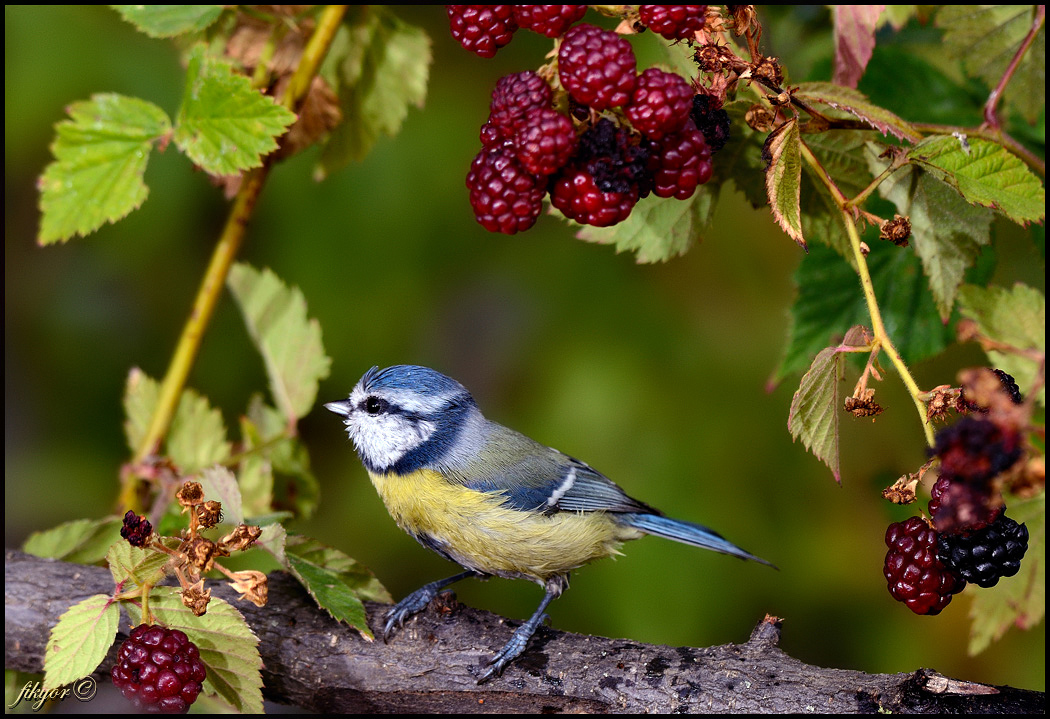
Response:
[[120, 510, 153, 547], [111, 625, 206, 713], [456, 13, 723, 233], [883, 517, 965, 615]]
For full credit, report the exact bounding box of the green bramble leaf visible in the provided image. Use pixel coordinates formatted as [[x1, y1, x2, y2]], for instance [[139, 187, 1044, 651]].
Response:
[[958, 283, 1045, 405], [765, 118, 805, 248], [907, 135, 1046, 227], [43, 595, 118, 691], [574, 189, 716, 263], [22, 516, 123, 564], [787, 327, 873, 484], [937, 5, 1046, 125], [174, 44, 296, 176], [168, 385, 232, 473], [228, 263, 331, 422], [286, 534, 391, 604], [106, 541, 170, 592], [112, 5, 224, 38], [318, 7, 431, 178], [968, 493, 1045, 654], [872, 151, 994, 320], [127, 587, 263, 714], [284, 534, 391, 639], [38, 93, 171, 244], [775, 241, 954, 382], [795, 82, 922, 144], [801, 130, 873, 261], [255, 522, 288, 567]]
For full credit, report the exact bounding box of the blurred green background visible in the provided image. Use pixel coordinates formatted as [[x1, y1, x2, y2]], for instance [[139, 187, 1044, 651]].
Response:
[[5, 5, 1044, 692]]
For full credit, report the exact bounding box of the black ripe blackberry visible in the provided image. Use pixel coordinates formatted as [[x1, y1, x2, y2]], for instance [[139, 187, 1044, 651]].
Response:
[[938, 511, 1029, 588], [690, 94, 731, 152], [883, 517, 965, 615], [992, 368, 1024, 404], [120, 510, 153, 547], [111, 625, 206, 713], [574, 118, 650, 195]]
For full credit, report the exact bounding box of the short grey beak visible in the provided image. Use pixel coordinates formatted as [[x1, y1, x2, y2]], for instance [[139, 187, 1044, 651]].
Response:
[[324, 400, 353, 417]]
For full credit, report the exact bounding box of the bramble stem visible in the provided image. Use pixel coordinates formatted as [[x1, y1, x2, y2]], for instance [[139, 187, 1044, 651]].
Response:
[[800, 140, 935, 447], [983, 5, 1045, 130], [124, 6, 349, 509]]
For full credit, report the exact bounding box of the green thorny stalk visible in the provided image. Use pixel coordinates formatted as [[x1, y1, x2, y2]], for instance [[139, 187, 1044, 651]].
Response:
[[122, 5, 349, 511]]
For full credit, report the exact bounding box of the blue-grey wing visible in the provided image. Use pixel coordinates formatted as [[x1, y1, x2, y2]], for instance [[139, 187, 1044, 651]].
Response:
[[448, 422, 654, 515]]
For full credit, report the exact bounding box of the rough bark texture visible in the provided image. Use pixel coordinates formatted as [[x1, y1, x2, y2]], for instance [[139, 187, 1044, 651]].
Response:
[[5, 550, 1044, 713]]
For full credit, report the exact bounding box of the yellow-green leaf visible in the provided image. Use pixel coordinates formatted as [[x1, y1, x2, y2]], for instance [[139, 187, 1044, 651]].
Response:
[[44, 594, 118, 691], [38, 93, 171, 244], [112, 5, 224, 37], [22, 516, 123, 564], [765, 118, 805, 248], [228, 264, 331, 422], [174, 45, 296, 176]]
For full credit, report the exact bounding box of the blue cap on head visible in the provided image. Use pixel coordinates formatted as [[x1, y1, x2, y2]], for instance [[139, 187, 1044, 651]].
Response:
[[362, 365, 472, 399]]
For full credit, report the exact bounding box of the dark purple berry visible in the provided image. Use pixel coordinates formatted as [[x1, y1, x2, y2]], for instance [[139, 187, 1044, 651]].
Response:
[[625, 68, 695, 139], [645, 118, 712, 200], [466, 145, 545, 234], [558, 23, 637, 110], [550, 165, 638, 227], [513, 5, 587, 38], [934, 415, 1022, 484], [514, 107, 578, 177], [883, 517, 966, 615], [690, 94, 731, 152], [120, 510, 153, 547], [992, 369, 1024, 404], [489, 71, 553, 141], [638, 5, 708, 40], [446, 5, 518, 58], [111, 625, 206, 714]]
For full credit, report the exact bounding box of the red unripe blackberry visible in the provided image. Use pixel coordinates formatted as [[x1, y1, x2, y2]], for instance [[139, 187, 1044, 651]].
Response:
[[625, 68, 695, 139], [646, 119, 712, 200], [937, 511, 1029, 588], [479, 121, 502, 148], [514, 107, 578, 177], [489, 71, 553, 142], [550, 166, 638, 227], [111, 625, 206, 714], [638, 5, 708, 40], [558, 23, 637, 110], [466, 145, 545, 234], [446, 5, 518, 58], [513, 5, 587, 38], [883, 517, 966, 615]]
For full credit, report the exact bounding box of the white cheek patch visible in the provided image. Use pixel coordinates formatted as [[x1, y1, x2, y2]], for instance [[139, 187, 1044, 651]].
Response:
[[348, 412, 436, 470]]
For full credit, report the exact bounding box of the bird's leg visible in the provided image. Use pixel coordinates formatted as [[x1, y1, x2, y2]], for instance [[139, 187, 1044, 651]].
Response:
[[383, 569, 478, 640], [477, 576, 566, 683]]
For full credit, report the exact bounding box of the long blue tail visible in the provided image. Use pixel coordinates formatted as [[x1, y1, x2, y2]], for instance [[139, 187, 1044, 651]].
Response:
[[619, 513, 775, 567]]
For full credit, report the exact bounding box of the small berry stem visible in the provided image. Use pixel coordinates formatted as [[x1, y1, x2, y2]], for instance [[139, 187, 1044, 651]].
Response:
[[799, 139, 935, 447], [982, 5, 1045, 131]]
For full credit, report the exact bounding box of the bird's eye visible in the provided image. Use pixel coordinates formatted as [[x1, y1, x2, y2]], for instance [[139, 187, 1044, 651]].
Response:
[[363, 396, 384, 415]]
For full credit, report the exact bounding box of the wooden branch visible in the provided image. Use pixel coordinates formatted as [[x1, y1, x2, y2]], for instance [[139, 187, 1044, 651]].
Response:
[[5, 550, 1043, 713]]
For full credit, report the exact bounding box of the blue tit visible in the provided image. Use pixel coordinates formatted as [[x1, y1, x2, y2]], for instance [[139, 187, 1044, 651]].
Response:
[[325, 364, 772, 682]]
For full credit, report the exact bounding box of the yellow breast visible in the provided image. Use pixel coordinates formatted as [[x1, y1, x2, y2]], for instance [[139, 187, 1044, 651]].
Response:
[[367, 468, 641, 582]]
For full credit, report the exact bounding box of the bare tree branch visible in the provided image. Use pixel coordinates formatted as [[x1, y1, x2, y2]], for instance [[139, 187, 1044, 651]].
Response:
[[5, 550, 1043, 713]]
